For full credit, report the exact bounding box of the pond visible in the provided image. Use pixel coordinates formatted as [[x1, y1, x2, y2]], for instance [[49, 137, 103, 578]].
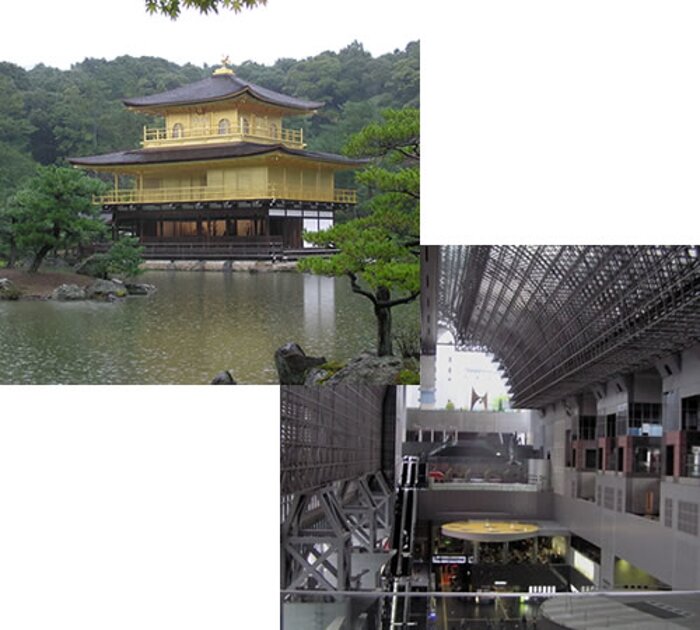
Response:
[[0, 271, 418, 384]]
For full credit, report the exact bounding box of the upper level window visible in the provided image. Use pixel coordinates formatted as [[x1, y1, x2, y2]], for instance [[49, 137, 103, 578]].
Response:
[[218, 118, 231, 135], [270, 123, 279, 139], [240, 117, 250, 136], [172, 123, 184, 139]]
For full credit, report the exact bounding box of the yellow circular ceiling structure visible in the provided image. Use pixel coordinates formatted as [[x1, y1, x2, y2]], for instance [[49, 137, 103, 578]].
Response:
[[441, 520, 540, 543]]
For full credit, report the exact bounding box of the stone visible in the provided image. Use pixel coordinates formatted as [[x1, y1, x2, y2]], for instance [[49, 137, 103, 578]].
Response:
[[85, 279, 128, 300], [274, 342, 326, 385], [0, 278, 21, 300], [313, 352, 404, 385], [210, 370, 237, 385], [51, 284, 86, 301], [125, 282, 157, 296]]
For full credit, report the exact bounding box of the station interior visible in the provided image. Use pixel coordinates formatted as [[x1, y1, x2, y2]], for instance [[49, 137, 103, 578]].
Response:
[[280, 245, 700, 629]]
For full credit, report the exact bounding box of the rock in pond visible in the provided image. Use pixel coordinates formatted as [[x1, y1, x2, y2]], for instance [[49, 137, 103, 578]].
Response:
[[51, 284, 87, 301], [313, 352, 404, 385], [125, 282, 157, 296], [0, 278, 21, 300], [274, 342, 326, 385], [86, 279, 128, 300], [211, 370, 237, 385]]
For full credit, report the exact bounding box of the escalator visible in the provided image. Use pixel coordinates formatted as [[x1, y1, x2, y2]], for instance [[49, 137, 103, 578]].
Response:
[[386, 456, 420, 628]]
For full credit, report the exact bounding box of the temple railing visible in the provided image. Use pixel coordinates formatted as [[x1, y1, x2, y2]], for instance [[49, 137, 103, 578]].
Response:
[[94, 184, 356, 205], [139, 238, 285, 260], [142, 123, 304, 149]]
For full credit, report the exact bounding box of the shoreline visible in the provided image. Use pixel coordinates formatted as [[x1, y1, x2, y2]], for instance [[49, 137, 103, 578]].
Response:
[[0, 259, 302, 299]]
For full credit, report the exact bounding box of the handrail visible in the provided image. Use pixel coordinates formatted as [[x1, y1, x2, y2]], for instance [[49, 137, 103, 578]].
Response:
[[142, 123, 304, 148], [94, 184, 356, 205]]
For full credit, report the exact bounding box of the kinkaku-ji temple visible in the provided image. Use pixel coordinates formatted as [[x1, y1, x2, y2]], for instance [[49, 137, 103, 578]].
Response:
[[69, 59, 365, 259]]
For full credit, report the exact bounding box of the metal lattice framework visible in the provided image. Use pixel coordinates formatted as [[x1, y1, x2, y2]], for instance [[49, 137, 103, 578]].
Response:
[[281, 385, 388, 498], [439, 245, 700, 409], [281, 473, 393, 591]]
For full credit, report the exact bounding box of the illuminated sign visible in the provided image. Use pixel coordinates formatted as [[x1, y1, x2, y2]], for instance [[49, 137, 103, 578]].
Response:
[[572, 549, 596, 582], [432, 555, 467, 564]]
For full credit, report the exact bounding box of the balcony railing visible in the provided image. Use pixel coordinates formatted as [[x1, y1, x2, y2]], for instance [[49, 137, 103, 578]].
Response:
[[142, 123, 304, 149], [94, 183, 356, 205]]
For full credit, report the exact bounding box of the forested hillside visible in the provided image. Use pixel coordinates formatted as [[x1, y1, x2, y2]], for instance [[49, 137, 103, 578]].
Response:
[[0, 40, 419, 203]]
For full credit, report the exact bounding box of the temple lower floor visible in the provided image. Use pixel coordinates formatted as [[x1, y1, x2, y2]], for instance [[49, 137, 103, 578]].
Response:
[[109, 201, 338, 257]]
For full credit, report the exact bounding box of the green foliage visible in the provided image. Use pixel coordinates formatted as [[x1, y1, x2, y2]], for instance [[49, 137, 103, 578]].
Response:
[[396, 368, 420, 385], [298, 107, 420, 355], [0, 143, 37, 201], [299, 206, 419, 294], [10, 166, 107, 272], [394, 320, 421, 360], [345, 108, 420, 217], [314, 359, 348, 384], [345, 108, 419, 160], [492, 395, 509, 412], [0, 285, 22, 301], [445, 400, 456, 411], [105, 236, 145, 279], [145, 0, 266, 18]]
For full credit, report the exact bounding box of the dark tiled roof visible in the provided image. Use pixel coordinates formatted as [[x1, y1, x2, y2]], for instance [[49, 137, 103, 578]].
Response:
[[123, 74, 323, 111], [68, 142, 368, 168]]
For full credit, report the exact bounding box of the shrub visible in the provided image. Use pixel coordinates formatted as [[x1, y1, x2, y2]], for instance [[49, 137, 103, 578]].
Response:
[[393, 321, 420, 360], [105, 237, 144, 279]]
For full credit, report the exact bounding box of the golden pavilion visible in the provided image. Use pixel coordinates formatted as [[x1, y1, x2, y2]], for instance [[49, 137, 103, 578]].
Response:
[[69, 60, 365, 258]]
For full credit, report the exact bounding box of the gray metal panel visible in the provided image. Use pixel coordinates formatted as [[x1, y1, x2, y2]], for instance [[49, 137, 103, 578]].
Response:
[[280, 385, 388, 496], [417, 488, 554, 522]]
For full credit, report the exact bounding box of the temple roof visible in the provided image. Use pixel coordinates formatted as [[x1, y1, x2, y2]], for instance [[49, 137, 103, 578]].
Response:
[[68, 142, 367, 168], [123, 74, 323, 112]]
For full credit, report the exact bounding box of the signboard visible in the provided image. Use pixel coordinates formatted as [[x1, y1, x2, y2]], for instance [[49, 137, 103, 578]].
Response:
[[432, 555, 467, 564]]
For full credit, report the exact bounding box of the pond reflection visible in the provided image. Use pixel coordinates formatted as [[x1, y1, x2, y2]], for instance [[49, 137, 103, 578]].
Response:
[[0, 271, 417, 384]]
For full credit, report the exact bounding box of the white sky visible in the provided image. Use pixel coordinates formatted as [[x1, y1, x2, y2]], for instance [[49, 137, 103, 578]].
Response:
[[4, 2, 700, 243], [2, 0, 421, 70]]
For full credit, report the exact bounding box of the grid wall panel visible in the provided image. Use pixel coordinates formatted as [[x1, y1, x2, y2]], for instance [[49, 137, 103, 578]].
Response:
[[280, 385, 387, 496], [678, 500, 699, 536]]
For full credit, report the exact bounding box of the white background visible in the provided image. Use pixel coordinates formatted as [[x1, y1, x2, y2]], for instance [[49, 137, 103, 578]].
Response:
[[423, 1, 700, 244], [1, 387, 278, 628], [1, 0, 421, 69]]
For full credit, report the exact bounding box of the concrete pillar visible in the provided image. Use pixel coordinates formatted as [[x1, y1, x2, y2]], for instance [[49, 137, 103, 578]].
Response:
[[419, 353, 437, 410]]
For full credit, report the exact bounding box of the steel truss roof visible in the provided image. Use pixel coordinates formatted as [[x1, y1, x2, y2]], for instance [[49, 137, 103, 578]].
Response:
[[439, 246, 700, 409]]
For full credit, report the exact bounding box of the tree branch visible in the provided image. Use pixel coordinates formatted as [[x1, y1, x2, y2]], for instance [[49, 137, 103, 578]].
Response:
[[396, 145, 420, 162], [378, 290, 420, 309], [347, 271, 377, 305]]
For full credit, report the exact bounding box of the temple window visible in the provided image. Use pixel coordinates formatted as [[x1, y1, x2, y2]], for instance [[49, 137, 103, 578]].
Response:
[[172, 123, 184, 138], [240, 117, 250, 135], [218, 118, 231, 135]]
